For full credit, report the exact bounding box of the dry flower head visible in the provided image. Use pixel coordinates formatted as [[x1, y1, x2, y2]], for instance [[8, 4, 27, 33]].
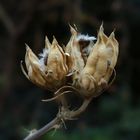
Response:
[[21, 24, 119, 99]]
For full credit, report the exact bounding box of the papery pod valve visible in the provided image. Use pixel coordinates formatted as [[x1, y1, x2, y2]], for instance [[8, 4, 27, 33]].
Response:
[[77, 25, 119, 98]]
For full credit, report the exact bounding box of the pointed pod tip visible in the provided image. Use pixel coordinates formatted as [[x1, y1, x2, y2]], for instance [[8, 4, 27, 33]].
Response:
[[109, 31, 115, 39], [45, 35, 48, 39], [45, 35, 51, 43], [53, 35, 56, 40], [97, 23, 107, 42], [45, 35, 51, 49], [45, 36, 49, 42], [73, 24, 78, 31], [52, 36, 57, 42], [109, 30, 119, 47], [68, 23, 73, 30], [101, 21, 104, 27], [99, 23, 104, 33], [25, 43, 30, 51], [111, 31, 115, 36], [113, 28, 116, 32], [69, 24, 77, 35]]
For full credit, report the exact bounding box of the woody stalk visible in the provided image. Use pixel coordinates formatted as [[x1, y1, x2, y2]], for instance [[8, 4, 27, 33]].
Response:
[[21, 24, 119, 140]]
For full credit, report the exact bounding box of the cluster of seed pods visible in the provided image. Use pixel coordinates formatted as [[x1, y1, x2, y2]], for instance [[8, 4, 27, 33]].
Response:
[[21, 24, 119, 99]]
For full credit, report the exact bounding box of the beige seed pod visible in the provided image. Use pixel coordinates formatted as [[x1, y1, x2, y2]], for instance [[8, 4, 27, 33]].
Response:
[[46, 37, 68, 88], [21, 45, 52, 89], [101, 31, 119, 83], [21, 24, 119, 99], [93, 26, 111, 83], [65, 25, 85, 85], [77, 25, 106, 95], [65, 25, 77, 71], [77, 24, 119, 98], [79, 25, 107, 78], [65, 25, 85, 71], [21, 36, 69, 91]]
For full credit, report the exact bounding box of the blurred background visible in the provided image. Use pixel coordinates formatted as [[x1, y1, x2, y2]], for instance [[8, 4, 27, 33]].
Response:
[[0, 0, 140, 140]]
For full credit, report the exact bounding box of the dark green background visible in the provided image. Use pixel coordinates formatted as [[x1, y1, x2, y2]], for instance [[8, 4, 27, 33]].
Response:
[[0, 0, 140, 140]]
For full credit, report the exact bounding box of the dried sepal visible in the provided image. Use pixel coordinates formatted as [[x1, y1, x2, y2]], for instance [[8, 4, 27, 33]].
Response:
[[66, 25, 85, 71], [22, 44, 50, 89], [42, 37, 68, 89], [25, 44, 39, 71]]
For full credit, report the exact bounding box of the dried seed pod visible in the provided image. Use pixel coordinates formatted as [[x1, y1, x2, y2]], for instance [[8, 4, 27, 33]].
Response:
[[77, 24, 119, 98], [93, 26, 111, 83], [66, 25, 85, 71], [21, 36, 68, 91], [65, 25, 85, 85], [21, 24, 119, 100], [21, 45, 52, 89], [78, 25, 106, 79], [76, 26, 105, 96], [100, 31, 119, 83], [46, 37, 68, 87]]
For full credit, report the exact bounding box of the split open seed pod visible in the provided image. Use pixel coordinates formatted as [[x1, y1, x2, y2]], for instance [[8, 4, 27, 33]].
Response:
[[46, 37, 68, 88], [77, 24, 119, 98], [65, 25, 85, 86], [21, 36, 68, 91], [21, 24, 119, 100]]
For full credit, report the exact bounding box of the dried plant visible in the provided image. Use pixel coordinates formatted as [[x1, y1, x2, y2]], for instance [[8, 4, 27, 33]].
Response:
[[21, 24, 119, 140]]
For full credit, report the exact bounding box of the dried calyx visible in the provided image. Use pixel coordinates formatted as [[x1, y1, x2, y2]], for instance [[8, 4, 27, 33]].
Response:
[[21, 24, 119, 100]]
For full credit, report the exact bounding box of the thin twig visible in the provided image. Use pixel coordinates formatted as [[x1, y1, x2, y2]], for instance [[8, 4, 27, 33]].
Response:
[[23, 98, 92, 140], [24, 117, 60, 140], [70, 98, 92, 117]]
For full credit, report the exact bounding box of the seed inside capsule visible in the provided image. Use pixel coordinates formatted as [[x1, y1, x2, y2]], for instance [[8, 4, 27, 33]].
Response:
[[79, 40, 90, 48]]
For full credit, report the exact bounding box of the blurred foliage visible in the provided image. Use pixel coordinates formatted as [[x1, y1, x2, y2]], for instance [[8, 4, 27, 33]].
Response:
[[0, 0, 140, 140]]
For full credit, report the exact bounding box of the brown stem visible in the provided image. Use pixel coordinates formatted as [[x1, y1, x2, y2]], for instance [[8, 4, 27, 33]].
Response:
[[24, 117, 61, 140], [70, 98, 92, 118], [23, 98, 92, 140]]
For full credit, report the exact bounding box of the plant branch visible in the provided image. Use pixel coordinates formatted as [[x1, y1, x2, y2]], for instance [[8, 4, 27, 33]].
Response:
[[70, 98, 92, 117], [23, 98, 92, 140], [24, 117, 60, 140]]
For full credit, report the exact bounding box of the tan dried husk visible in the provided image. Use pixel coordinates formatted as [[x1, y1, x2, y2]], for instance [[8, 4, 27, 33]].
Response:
[[21, 37, 68, 91], [75, 25, 119, 98], [21, 24, 119, 99], [46, 37, 68, 88], [22, 45, 50, 89], [65, 25, 85, 86]]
